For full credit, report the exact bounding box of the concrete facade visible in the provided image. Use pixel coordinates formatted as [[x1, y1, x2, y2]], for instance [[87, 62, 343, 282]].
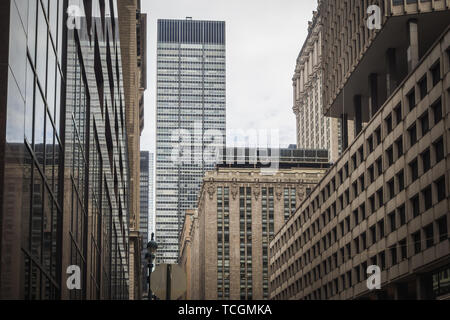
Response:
[[270, 5, 450, 299]]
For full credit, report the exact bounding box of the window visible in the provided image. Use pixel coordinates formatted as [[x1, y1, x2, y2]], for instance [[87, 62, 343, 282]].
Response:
[[408, 124, 417, 146], [397, 170, 405, 192], [385, 115, 393, 134], [424, 224, 434, 248], [432, 98, 442, 124], [411, 195, 420, 218], [394, 104, 402, 125], [368, 165, 374, 183], [387, 147, 394, 166], [423, 187, 433, 211], [367, 136, 374, 153], [378, 219, 385, 238], [435, 176, 446, 203], [407, 89, 416, 111], [431, 60, 441, 87], [388, 179, 395, 200], [369, 195, 375, 213], [376, 157, 383, 176], [437, 216, 448, 242], [389, 212, 396, 232], [395, 136, 403, 159], [390, 246, 398, 266], [409, 159, 418, 182], [420, 112, 429, 136], [413, 231, 421, 254], [434, 138, 444, 163], [370, 225, 377, 245], [421, 149, 431, 173], [361, 232, 367, 250], [377, 188, 384, 208], [375, 127, 381, 146], [398, 205, 406, 226], [399, 239, 407, 261], [418, 76, 427, 100]]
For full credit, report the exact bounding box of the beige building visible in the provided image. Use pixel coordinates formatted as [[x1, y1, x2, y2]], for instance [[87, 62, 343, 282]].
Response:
[[293, 10, 353, 163], [190, 149, 330, 300], [118, 0, 148, 300], [270, 2, 450, 300], [179, 210, 198, 300]]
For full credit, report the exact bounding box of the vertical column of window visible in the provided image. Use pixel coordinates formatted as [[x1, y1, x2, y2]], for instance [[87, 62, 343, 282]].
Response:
[[262, 188, 269, 299], [217, 187, 223, 299], [239, 187, 245, 299], [246, 187, 253, 300], [284, 188, 290, 221], [223, 187, 230, 299]]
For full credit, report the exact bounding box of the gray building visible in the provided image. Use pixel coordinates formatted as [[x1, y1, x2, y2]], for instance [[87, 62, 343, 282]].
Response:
[[140, 151, 150, 294], [155, 18, 226, 264]]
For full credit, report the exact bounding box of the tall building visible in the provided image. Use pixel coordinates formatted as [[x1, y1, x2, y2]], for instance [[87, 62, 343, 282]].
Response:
[[190, 148, 330, 300], [292, 11, 353, 163], [0, 0, 142, 300], [140, 151, 150, 295], [270, 2, 450, 300], [155, 18, 226, 264], [117, 0, 148, 300]]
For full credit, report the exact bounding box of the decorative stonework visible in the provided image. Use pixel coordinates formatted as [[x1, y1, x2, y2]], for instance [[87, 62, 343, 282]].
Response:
[[231, 179, 239, 200], [207, 184, 216, 200], [253, 181, 261, 200]]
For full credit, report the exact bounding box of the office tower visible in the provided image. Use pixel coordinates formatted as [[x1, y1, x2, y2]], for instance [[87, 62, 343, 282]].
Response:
[[189, 148, 330, 300], [270, 2, 450, 300], [140, 151, 150, 295], [0, 0, 66, 300], [292, 11, 352, 163], [155, 19, 226, 264], [0, 0, 140, 300], [148, 152, 155, 235], [117, 0, 147, 300]]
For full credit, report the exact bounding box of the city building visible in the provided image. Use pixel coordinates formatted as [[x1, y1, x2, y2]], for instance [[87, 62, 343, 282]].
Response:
[[0, 0, 142, 300], [140, 151, 150, 296], [148, 152, 155, 235], [179, 209, 197, 300], [269, 2, 450, 300], [292, 10, 353, 163], [117, 0, 148, 300], [192, 148, 330, 300], [155, 18, 226, 264]]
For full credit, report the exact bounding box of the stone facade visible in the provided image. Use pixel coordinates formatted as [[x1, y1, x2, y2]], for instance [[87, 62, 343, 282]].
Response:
[[192, 163, 328, 300], [270, 14, 450, 300], [117, 0, 147, 300]]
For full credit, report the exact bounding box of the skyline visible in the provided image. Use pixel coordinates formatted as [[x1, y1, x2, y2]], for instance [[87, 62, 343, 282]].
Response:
[[141, 0, 318, 153]]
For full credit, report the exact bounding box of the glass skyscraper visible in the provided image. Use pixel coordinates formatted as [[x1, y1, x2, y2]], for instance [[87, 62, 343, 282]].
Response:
[[155, 19, 226, 264]]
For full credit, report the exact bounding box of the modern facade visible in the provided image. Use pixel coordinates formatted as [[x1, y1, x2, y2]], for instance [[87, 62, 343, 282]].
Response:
[[293, 10, 352, 163], [117, 0, 147, 300], [191, 148, 330, 300], [155, 18, 226, 264], [140, 151, 150, 296], [269, 2, 450, 300], [0, 0, 142, 300]]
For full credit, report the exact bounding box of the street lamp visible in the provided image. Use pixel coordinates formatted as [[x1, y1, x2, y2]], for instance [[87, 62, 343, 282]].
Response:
[[146, 233, 158, 300]]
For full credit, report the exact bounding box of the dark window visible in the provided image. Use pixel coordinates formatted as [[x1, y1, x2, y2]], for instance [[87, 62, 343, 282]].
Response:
[[434, 138, 444, 163], [385, 115, 393, 134], [437, 216, 448, 242], [413, 231, 421, 254], [409, 124, 417, 146], [411, 195, 420, 218], [390, 246, 398, 266], [367, 136, 374, 153], [387, 147, 394, 166], [432, 98, 442, 124], [424, 224, 434, 248], [377, 188, 384, 208], [397, 170, 405, 191], [422, 148, 431, 173], [361, 232, 367, 250], [431, 61, 441, 87], [370, 225, 377, 244], [396, 136, 404, 159], [420, 112, 429, 136], [435, 176, 446, 203], [422, 186, 432, 211], [389, 212, 396, 232], [407, 89, 416, 111], [379, 251, 386, 270], [388, 179, 395, 200], [418, 76, 427, 100], [378, 219, 385, 238], [370, 195, 376, 213], [398, 205, 406, 226], [399, 239, 407, 260], [394, 104, 402, 125], [368, 165, 374, 183], [409, 159, 419, 182], [375, 127, 381, 146], [376, 157, 383, 176]]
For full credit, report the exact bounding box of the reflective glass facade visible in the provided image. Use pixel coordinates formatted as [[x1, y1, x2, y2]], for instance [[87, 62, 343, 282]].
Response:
[[155, 19, 226, 264]]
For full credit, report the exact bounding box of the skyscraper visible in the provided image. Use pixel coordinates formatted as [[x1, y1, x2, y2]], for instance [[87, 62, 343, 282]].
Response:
[[155, 18, 226, 264], [140, 151, 150, 295]]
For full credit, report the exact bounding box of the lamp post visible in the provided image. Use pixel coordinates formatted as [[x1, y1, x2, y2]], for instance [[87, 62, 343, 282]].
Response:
[[146, 233, 158, 300]]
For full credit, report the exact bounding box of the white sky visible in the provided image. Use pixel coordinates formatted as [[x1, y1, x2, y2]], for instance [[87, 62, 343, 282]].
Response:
[[140, 0, 318, 154]]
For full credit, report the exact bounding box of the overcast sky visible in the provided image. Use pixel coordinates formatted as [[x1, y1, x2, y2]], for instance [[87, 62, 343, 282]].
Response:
[[140, 0, 318, 154]]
